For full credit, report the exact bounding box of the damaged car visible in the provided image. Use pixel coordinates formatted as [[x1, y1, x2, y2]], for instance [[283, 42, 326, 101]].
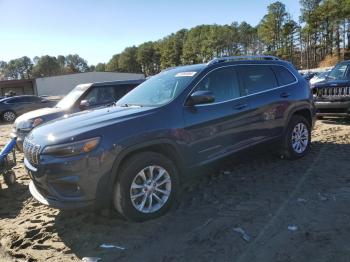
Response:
[[23, 56, 315, 221]]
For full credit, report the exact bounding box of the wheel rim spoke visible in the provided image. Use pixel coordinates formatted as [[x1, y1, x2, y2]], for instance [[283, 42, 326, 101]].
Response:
[[138, 170, 147, 182], [154, 169, 165, 182], [152, 193, 162, 203], [148, 194, 153, 210], [138, 194, 147, 210], [157, 178, 171, 187], [155, 187, 170, 196], [131, 182, 143, 189], [148, 166, 155, 180], [131, 191, 145, 200]]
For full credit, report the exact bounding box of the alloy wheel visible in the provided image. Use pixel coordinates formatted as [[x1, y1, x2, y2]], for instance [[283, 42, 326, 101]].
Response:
[[129, 165, 172, 214], [291, 122, 309, 153], [3, 111, 16, 122]]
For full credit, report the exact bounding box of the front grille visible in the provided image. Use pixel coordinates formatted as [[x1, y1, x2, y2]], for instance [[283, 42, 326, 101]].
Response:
[[315, 86, 350, 97], [23, 138, 41, 165]]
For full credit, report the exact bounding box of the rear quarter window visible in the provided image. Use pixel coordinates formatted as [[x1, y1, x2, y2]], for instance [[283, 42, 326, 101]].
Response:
[[239, 65, 277, 95], [272, 65, 297, 86]]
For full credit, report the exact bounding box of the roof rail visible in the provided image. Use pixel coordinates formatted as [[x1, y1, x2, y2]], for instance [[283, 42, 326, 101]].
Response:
[[207, 55, 281, 65]]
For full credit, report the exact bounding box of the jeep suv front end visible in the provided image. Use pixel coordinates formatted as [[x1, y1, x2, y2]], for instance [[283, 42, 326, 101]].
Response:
[[312, 61, 350, 116]]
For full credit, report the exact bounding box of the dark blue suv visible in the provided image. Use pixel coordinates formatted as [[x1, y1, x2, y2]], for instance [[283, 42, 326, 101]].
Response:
[[24, 56, 316, 221]]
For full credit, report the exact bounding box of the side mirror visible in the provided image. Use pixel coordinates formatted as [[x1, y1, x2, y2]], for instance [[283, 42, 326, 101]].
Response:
[[187, 90, 215, 106], [79, 100, 90, 109]]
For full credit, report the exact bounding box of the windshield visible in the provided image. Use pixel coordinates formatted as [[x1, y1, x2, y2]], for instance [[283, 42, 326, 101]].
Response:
[[328, 64, 349, 80], [56, 84, 91, 109], [116, 67, 199, 107]]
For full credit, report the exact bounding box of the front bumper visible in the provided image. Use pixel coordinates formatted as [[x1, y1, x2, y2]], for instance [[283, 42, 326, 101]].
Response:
[[29, 181, 94, 209], [24, 150, 112, 210], [315, 100, 350, 116]]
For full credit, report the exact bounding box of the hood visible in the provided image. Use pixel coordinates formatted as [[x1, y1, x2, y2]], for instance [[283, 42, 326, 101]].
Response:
[[312, 79, 350, 89], [15, 107, 65, 124], [29, 105, 155, 144]]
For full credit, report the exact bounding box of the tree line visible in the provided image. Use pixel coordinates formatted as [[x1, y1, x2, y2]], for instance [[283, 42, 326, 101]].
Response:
[[0, 54, 90, 80], [1, 0, 349, 80]]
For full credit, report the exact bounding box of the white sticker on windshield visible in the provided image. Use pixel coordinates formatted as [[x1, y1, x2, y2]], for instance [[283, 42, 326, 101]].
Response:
[[175, 72, 197, 77]]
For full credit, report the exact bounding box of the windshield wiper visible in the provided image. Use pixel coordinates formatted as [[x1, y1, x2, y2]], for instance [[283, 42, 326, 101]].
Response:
[[119, 103, 143, 107]]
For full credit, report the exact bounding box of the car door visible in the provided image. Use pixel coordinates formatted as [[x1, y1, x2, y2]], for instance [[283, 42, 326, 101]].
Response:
[[8, 97, 33, 115], [237, 64, 297, 141], [28, 96, 46, 110], [183, 66, 253, 164]]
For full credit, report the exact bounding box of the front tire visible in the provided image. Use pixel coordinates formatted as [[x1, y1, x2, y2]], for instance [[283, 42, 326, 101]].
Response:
[[113, 152, 180, 222], [280, 115, 311, 160]]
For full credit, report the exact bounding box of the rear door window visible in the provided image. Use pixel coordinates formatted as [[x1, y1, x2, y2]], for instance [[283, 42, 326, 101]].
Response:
[[272, 65, 296, 86], [7, 97, 31, 103], [238, 65, 277, 95]]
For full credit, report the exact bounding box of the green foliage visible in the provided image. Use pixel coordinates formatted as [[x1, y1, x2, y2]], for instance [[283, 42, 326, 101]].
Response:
[[117, 46, 142, 73], [3, 56, 33, 79], [160, 29, 187, 68], [106, 54, 121, 71], [65, 54, 89, 73], [95, 63, 106, 72], [32, 55, 61, 77], [258, 2, 288, 52], [137, 42, 160, 75]]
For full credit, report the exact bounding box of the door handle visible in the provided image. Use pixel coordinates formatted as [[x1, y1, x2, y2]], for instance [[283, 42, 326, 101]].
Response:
[[233, 103, 248, 110], [280, 92, 291, 98]]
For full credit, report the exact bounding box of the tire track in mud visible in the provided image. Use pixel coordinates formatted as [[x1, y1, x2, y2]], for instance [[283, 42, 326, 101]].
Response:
[[0, 120, 350, 262], [235, 122, 350, 262]]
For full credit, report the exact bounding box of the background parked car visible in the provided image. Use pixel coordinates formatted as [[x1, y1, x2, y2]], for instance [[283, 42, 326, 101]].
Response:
[[0, 95, 56, 122], [301, 72, 317, 81], [13, 79, 144, 151], [309, 70, 331, 85], [312, 60, 350, 117]]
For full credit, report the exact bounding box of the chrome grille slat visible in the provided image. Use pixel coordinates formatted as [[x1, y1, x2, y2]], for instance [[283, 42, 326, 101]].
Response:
[[316, 86, 350, 98], [23, 138, 41, 165]]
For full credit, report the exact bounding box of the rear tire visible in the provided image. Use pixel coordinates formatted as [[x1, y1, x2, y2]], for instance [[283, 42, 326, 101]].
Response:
[[113, 152, 180, 222], [280, 115, 311, 160], [4, 170, 16, 186], [2, 111, 16, 122]]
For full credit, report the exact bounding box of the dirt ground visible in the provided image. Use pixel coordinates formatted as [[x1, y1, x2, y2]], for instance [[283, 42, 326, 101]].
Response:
[[1, 119, 350, 262]]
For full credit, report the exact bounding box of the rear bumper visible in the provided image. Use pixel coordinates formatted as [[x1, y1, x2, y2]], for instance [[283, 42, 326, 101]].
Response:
[[315, 100, 350, 116]]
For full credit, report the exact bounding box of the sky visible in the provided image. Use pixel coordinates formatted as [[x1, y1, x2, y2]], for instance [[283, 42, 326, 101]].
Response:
[[0, 0, 301, 65]]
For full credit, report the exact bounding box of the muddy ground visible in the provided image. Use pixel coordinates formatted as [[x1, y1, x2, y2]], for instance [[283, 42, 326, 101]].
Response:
[[0, 119, 350, 262]]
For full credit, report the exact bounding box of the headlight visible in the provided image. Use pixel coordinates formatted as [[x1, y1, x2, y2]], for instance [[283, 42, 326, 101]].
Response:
[[32, 118, 44, 128], [16, 118, 44, 130], [42, 137, 100, 157], [17, 119, 33, 130]]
